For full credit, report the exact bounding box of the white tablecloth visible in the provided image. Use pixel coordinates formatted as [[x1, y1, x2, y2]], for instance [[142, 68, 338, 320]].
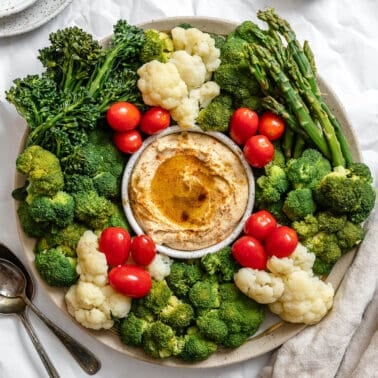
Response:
[[0, 1, 377, 377]]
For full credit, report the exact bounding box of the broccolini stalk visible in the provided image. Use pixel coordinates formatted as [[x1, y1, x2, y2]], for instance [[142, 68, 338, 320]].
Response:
[[281, 127, 295, 158], [249, 44, 331, 160]]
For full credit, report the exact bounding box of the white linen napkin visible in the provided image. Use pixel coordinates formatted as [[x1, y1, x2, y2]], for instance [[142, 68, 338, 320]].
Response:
[[260, 208, 378, 378]]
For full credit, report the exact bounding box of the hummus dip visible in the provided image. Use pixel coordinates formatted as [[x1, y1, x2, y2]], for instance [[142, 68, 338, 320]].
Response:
[[128, 130, 249, 251]]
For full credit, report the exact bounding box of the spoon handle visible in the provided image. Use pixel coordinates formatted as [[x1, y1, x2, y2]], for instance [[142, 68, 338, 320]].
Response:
[[18, 311, 60, 378], [26, 300, 101, 375]]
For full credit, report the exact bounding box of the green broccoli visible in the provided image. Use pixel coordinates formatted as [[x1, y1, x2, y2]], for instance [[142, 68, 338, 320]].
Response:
[[291, 214, 319, 239], [303, 231, 342, 264], [118, 313, 150, 347], [137, 280, 172, 315], [92, 171, 119, 198], [139, 29, 173, 63], [17, 201, 51, 238], [159, 295, 194, 330], [142, 321, 183, 359], [189, 279, 220, 310], [219, 34, 249, 65], [16, 145, 64, 197], [196, 310, 228, 344], [178, 327, 217, 362], [286, 148, 332, 189], [219, 282, 244, 303], [336, 221, 364, 251], [347, 162, 373, 183], [73, 190, 115, 230], [209, 33, 226, 49], [166, 261, 202, 298], [27, 191, 75, 228], [197, 94, 234, 133], [200, 246, 240, 282], [283, 188, 317, 221], [64, 174, 95, 193], [102, 202, 131, 231], [312, 258, 335, 276], [317, 211, 347, 233], [34, 246, 78, 287], [255, 199, 290, 226]]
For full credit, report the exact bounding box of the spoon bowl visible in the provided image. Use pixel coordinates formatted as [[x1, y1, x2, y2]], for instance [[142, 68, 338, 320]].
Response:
[[0, 294, 25, 314]]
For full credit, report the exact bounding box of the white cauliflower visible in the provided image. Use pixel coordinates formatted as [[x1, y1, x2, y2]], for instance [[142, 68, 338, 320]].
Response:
[[190, 81, 220, 108], [137, 60, 188, 110], [65, 231, 132, 330], [171, 27, 221, 76], [170, 97, 199, 128], [147, 253, 173, 281], [76, 230, 108, 287], [169, 50, 206, 89], [268, 270, 334, 325], [234, 268, 285, 304]]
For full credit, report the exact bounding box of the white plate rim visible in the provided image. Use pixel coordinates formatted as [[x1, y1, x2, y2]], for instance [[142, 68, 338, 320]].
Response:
[[0, 0, 38, 18]]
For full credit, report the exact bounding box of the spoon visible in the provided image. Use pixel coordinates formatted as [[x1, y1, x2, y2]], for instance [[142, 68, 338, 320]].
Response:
[[0, 244, 101, 375]]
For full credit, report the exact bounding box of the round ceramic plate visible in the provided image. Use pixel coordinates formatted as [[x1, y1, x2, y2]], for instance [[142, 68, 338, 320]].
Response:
[[15, 16, 362, 368], [0, 0, 72, 37], [0, 0, 37, 18]]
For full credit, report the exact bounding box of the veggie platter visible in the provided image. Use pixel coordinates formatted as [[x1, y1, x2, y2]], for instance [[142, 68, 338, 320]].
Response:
[[9, 9, 376, 368]]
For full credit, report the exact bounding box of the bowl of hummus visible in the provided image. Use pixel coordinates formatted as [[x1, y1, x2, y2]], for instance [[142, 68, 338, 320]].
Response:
[[122, 125, 255, 259]]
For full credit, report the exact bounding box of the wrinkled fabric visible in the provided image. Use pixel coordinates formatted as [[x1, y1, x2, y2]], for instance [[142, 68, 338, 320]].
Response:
[[0, 0, 377, 377]]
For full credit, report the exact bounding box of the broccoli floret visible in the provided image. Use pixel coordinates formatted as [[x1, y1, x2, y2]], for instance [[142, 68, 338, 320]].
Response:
[[286, 148, 332, 189], [209, 33, 226, 49], [283, 188, 317, 221], [315, 165, 376, 222], [16, 145, 64, 197], [255, 199, 290, 226], [64, 174, 95, 193], [92, 171, 119, 198], [336, 221, 364, 251], [292, 214, 319, 239], [142, 321, 183, 359], [178, 327, 217, 362], [196, 310, 228, 344], [102, 202, 130, 231], [219, 35, 249, 65], [17, 201, 51, 237], [159, 295, 194, 330], [303, 231, 342, 264], [200, 246, 240, 282], [166, 261, 202, 298], [27, 191, 75, 228], [34, 246, 78, 287], [197, 94, 234, 133], [188, 279, 220, 310], [138, 280, 172, 315], [139, 29, 174, 63], [255, 165, 289, 205], [118, 313, 150, 347], [317, 211, 347, 233], [312, 258, 334, 276], [234, 20, 263, 43], [73, 190, 115, 229], [35, 222, 87, 256], [219, 282, 243, 303], [347, 162, 373, 183]]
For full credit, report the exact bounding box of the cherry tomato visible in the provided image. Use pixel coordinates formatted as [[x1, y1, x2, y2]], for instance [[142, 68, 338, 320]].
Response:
[[140, 107, 170, 135], [229, 108, 259, 145], [243, 134, 275, 168], [258, 111, 285, 141], [113, 130, 142, 154], [108, 264, 152, 298], [98, 227, 131, 266], [244, 210, 277, 241], [231, 236, 267, 270], [131, 234, 157, 266], [106, 102, 141, 132], [264, 226, 298, 258]]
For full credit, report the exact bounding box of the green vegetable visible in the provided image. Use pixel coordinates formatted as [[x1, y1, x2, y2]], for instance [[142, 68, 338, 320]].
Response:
[[196, 310, 228, 344], [197, 94, 234, 132], [17, 201, 51, 238], [336, 221, 365, 251], [159, 296, 194, 329], [118, 313, 150, 347], [139, 29, 174, 63], [283, 188, 317, 221], [188, 279, 220, 310], [303, 231, 342, 264], [137, 280, 173, 315], [34, 246, 78, 287]]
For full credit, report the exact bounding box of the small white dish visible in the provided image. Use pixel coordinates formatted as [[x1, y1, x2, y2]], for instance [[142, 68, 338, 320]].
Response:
[[0, 0, 37, 18], [122, 125, 255, 259]]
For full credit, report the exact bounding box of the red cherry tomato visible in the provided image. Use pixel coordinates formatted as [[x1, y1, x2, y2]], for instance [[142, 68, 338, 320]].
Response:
[[131, 234, 157, 266], [258, 111, 285, 141], [113, 130, 142, 154], [108, 265, 152, 298], [98, 227, 131, 266], [106, 102, 141, 132], [140, 107, 170, 135], [229, 108, 259, 145], [244, 210, 277, 241], [231, 236, 267, 270], [243, 134, 275, 168], [265, 226, 298, 258]]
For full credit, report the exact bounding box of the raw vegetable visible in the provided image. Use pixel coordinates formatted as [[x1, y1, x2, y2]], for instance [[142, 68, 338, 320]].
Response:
[[243, 134, 275, 168], [130, 235, 157, 266], [113, 129, 143, 154], [243, 210, 277, 241], [258, 111, 285, 141], [231, 236, 267, 270], [98, 227, 131, 266], [264, 226, 298, 258], [106, 101, 142, 132], [229, 107, 259, 145], [139, 107, 171, 135]]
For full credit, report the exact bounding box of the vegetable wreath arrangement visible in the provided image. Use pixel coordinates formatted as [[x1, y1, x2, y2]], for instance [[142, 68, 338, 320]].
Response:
[[7, 8, 376, 363]]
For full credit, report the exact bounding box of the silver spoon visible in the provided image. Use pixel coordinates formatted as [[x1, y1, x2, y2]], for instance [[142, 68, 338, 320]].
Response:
[[0, 244, 101, 375]]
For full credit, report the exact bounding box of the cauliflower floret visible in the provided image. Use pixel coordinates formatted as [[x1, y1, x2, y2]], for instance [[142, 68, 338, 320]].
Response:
[[100, 285, 132, 318], [190, 81, 220, 108], [234, 268, 285, 304], [76, 230, 108, 287], [75, 281, 105, 309], [147, 253, 173, 281], [137, 60, 188, 110], [170, 97, 199, 128], [171, 27, 221, 76], [268, 270, 334, 325], [169, 50, 206, 89]]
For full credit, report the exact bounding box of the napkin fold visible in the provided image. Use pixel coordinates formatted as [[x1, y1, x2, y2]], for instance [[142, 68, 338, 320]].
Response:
[[260, 208, 378, 378]]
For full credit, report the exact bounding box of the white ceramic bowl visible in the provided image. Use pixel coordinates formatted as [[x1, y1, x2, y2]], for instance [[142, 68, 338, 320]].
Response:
[[122, 125, 255, 259]]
